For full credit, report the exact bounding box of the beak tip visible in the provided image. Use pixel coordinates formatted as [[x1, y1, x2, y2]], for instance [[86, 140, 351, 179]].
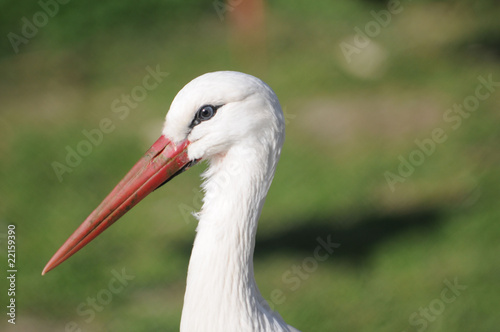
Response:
[[42, 257, 58, 275]]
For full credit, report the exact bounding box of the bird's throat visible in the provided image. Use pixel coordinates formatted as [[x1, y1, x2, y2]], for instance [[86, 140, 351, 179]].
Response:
[[180, 144, 284, 331]]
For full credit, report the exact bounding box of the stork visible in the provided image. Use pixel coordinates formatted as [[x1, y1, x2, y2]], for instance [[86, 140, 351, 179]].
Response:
[[43, 71, 300, 332]]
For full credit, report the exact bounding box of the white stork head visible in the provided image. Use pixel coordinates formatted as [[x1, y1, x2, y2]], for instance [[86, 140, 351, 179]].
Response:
[[42, 71, 285, 274], [164, 71, 284, 162]]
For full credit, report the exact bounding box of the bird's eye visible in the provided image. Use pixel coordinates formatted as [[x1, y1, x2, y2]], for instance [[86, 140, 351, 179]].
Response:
[[190, 105, 221, 128], [199, 105, 216, 120]]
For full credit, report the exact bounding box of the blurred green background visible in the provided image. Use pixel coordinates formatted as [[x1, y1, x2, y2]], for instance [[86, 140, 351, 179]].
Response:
[[1, 0, 499, 331]]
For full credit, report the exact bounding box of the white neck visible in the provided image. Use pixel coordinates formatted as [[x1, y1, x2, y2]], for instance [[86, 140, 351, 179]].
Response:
[[180, 139, 291, 332]]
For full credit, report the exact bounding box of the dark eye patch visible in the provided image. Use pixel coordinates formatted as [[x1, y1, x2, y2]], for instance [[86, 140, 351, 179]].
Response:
[[189, 104, 222, 128]]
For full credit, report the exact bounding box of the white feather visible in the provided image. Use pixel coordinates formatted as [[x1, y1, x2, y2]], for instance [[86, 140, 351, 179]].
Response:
[[163, 71, 298, 332]]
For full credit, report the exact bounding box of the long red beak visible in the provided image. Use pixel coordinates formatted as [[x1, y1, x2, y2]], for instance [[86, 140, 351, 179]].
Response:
[[42, 135, 194, 275]]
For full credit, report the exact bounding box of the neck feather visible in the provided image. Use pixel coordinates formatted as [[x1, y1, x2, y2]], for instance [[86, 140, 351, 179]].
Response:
[[180, 140, 289, 332]]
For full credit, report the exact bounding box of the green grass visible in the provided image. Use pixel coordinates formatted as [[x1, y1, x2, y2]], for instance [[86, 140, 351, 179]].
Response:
[[1, 1, 500, 331]]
